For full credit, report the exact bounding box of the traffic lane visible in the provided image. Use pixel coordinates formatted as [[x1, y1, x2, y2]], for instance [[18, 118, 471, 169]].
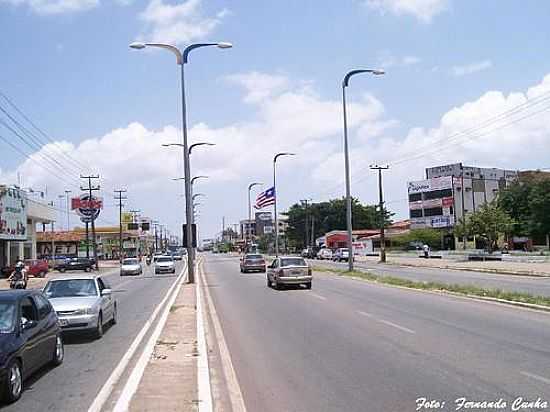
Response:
[[204, 255, 549, 412], [310, 258, 550, 297], [309, 271, 550, 396], [1, 262, 183, 412]]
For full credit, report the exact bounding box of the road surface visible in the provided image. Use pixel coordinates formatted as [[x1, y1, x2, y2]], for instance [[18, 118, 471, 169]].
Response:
[[1, 262, 183, 412], [205, 253, 550, 412], [310, 258, 550, 297]]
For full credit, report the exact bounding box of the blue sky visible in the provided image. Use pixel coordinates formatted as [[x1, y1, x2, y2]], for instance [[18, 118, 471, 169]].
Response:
[[2, 0, 550, 239]]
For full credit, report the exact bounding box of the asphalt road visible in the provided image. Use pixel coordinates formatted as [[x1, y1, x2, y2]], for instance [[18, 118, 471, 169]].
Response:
[[310, 258, 550, 297], [1, 261, 183, 412], [205, 253, 550, 412]]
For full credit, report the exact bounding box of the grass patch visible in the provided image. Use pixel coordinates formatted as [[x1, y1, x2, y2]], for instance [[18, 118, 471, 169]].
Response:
[[313, 266, 550, 308]]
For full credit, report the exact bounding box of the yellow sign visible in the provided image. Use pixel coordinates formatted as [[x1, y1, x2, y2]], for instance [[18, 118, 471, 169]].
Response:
[[121, 212, 133, 224]]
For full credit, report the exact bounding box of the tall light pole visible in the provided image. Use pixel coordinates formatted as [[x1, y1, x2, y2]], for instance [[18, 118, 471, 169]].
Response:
[[273, 153, 295, 257], [247, 182, 262, 243], [57, 195, 64, 230], [342, 68, 384, 271], [130, 41, 231, 284]]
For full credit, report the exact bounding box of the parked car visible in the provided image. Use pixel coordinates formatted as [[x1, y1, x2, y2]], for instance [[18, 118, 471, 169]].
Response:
[[266, 257, 312, 290], [55, 257, 94, 273], [120, 258, 142, 276], [316, 248, 333, 260], [0, 290, 64, 404], [154, 256, 176, 274], [240, 254, 266, 273], [42, 275, 117, 339], [332, 248, 350, 262], [24, 260, 49, 278]]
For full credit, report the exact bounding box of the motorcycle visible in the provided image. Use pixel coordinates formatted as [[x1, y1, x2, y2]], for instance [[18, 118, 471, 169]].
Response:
[[146, 257, 152, 266], [10, 279, 27, 289]]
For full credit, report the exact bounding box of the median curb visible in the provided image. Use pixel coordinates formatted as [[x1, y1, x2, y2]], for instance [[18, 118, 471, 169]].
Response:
[[379, 260, 550, 278], [314, 269, 550, 315]]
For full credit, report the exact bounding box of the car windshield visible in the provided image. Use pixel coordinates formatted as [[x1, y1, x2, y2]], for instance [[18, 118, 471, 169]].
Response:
[[43, 279, 98, 298], [156, 257, 173, 263], [246, 254, 263, 259], [281, 258, 307, 267], [0, 303, 15, 333], [123, 259, 139, 265]]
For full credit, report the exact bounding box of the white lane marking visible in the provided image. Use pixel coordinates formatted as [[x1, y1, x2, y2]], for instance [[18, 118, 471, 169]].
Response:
[[521, 371, 550, 385], [357, 310, 374, 318], [200, 259, 247, 412], [196, 258, 213, 412], [378, 319, 416, 334], [87, 263, 187, 412], [309, 292, 327, 301], [112, 265, 188, 412]]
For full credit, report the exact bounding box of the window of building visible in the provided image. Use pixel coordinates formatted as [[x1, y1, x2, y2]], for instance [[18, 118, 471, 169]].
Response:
[[410, 209, 423, 218], [408, 193, 422, 202], [424, 188, 452, 200], [424, 207, 443, 217]]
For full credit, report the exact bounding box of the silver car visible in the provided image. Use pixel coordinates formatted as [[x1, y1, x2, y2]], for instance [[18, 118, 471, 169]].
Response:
[[154, 256, 176, 274], [267, 257, 312, 290], [120, 258, 142, 276], [42, 275, 117, 338]]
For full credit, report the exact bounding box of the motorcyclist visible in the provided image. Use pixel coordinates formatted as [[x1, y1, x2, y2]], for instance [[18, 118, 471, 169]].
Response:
[[8, 261, 28, 289]]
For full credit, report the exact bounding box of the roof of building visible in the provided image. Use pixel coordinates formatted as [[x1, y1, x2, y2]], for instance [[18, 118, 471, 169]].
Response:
[[37, 231, 85, 242]]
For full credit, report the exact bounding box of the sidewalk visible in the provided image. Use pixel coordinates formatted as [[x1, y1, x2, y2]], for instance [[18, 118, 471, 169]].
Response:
[[129, 277, 198, 411], [358, 255, 550, 277]]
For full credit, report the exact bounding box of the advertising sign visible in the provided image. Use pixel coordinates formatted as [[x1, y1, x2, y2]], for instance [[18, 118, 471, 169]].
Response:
[[121, 212, 133, 224], [422, 198, 442, 209], [431, 215, 454, 228], [442, 197, 454, 207], [255, 212, 272, 221], [0, 186, 28, 241], [72, 195, 102, 220], [407, 176, 453, 194], [408, 201, 423, 210]]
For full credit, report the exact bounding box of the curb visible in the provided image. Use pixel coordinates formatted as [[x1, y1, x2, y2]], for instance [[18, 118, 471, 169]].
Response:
[[315, 269, 550, 315]]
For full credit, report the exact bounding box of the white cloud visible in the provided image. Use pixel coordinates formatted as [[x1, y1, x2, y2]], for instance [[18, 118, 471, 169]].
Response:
[[365, 0, 448, 23], [452, 60, 493, 76], [138, 0, 228, 45], [0, 0, 98, 14], [377, 51, 421, 69], [4, 72, 550, 238]]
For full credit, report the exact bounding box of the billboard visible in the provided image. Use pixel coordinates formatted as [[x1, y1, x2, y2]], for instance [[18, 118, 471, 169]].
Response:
[[72, 195, 103, 220], [411, 216, 454, 229], [407, 176, 453, 194], [0, 186, 27, 241]]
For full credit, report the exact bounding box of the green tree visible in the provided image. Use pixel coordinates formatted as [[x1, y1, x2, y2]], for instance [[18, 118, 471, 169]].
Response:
[[392, 228, 442, 250], [284, 197, 393, 249], [454, 202, 515, 252]]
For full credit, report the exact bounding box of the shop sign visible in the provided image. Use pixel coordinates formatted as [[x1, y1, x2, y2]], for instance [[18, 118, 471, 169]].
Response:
[[431, 215, 454, 228], [407, 176, 453, 194], [72, 195, 102, 220], [0, 186, 27, 241]]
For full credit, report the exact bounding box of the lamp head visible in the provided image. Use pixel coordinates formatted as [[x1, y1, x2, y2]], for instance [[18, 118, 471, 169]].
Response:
[[129, 42, 146, 50]]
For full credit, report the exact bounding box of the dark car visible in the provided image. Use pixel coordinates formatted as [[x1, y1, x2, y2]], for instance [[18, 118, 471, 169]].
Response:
[[240, 254, 266, 273], [0, 290, 64, 404], [55, 257, 94, 273]]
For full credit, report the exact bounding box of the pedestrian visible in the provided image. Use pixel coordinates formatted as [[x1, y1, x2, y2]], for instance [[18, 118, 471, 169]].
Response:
[[423, 243, 430, 259]]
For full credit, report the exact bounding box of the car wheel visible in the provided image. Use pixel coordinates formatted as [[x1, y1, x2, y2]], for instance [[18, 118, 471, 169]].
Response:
[[111, 304, 118, 325], [39, 270, 47, 278], [273, 280, 280, 290], [305, 282, 312, 290], [2, 359, 22, 403], [94, 313, 103, 339], [59, 267, 66, 273], [51, 334, 64, 366]]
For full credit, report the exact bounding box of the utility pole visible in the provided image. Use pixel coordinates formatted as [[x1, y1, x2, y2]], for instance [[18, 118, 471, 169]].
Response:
[[370, 165, 389, 263], [222, 216, 225, 242], [114, 190, 127, 262], [80, 175, 100, 270], [64, 190, 71, 231]]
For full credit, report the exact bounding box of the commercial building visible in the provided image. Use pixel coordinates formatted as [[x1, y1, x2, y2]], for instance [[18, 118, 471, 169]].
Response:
[[407, 163, 518, 249], [0, 186, 56, 270]]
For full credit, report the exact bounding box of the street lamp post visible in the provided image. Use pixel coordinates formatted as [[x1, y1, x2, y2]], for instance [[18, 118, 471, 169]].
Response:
[[247, 182, 262, 243], [64, 190, 71, 231], [273, 153, 295, 257], [342, 68, 384, 271], [130, 41, 231, 284]]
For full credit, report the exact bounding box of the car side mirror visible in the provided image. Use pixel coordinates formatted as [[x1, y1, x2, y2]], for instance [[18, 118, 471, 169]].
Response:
[[21, 319, 37, 331], [101, 289, 112, 296]]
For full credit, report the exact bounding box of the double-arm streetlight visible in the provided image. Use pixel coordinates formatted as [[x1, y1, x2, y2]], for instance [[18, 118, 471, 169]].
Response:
[[273, 153, 295, 257], [342, 69, 384, 271], [130, 41, 231, 284], [247, 182, 263, 242]]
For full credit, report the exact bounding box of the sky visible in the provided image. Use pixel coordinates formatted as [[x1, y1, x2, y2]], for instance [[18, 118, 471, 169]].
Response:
[[1, 0, 550, 241]]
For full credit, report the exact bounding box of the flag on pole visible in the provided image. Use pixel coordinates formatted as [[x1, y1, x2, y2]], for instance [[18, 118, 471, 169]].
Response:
[[254, 186, 276, 209]]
